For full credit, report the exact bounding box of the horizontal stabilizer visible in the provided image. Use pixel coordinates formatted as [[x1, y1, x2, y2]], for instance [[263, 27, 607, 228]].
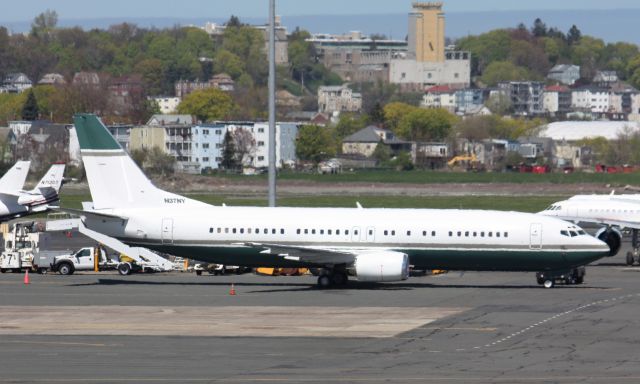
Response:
[[53, 207, 128, 223]]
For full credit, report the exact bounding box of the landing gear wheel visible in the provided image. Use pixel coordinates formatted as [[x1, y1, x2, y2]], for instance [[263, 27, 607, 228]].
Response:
[[196, 270, 202, 276], [317, 275, 332, 289], [627, 251, 635, 266], [575, 276, 584, 284], [117, 263, 132, 276], [332, 272, 348, 286], [543, 279, 555, 289]]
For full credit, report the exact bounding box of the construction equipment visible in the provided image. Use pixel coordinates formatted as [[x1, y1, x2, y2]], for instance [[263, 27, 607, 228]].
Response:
[[447, 154, 482, 171], [0, 223, 66, 274]]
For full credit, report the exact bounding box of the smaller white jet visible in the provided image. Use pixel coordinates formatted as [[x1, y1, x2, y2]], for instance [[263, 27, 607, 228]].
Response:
[[0, 161, 66, 221], [539, 193, 640, 264]]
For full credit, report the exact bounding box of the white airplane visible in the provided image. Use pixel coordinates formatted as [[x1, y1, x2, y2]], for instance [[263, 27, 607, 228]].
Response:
[[540, 192, 640, 265], [0, 161, 66, 221], [69, 114, 609, 288]]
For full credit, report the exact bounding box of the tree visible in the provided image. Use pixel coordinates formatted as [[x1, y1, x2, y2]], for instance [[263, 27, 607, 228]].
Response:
[[225, 15, 243, 28], [485, 93, 513, 116], [177, 88, 236, 122], [480, 61, 532, 86], [395, 108, 456, 142], [371, 140, 391, 164], [334, 113, 367, 140], [145, 147, 175, 176], [232, 128, 256, 166], [220, 130, 238, 171], [31, 9, 58, 40], [295, 125, 336, 164], [531, 18, 547, 38], [383, 102, 416, 132], [21, 89, 39, 120], [567, 25, 582, 45]]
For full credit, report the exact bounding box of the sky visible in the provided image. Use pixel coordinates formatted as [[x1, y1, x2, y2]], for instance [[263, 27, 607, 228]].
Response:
[[2, 0, 640, 21]]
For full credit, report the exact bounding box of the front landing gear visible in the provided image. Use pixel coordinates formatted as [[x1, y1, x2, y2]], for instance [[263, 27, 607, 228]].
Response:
[[626, 229, 640, 266], [316, 267, 349, 289], [536, 267, 585, 288]]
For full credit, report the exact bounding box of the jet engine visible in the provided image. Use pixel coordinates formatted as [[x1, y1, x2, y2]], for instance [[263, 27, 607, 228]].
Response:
[[354, 251, 410, 282], [595, 227, 622, 256]]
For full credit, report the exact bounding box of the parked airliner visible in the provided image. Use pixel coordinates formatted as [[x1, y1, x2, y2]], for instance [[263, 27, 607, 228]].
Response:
[[0, 161, 65, 221], [69, 114, 609, 288], [540, 193, 640, 265]]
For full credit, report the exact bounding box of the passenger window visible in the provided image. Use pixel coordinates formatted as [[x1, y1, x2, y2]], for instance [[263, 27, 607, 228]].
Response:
[[496, 232, 500, 238], [209, 228, 213, 233], [432, 231, 436, 236], [465, 231, 469, 237], [297, 229, 301, 234], [255, 228, 259, 234], [336, 230, 340, 235], [225, 228, 229, 233], [449, 231, 452, 237], [391, 230, 395, 236], [406, 231, 411, 236], [312, 229, 316, 234], [368, 230, 373, 235], [304, 229, 308, 234], [473, 232, 477, 237], [272, 229, 276, 234], [248, 228, 252, 234], [217, 228, 221, 233], [355, 230, 359, 235], [320, 229, 324, 235], [422, 231, 427, 236], [328, 230, 332, 235], [280, 229, 284, 234], [481, 232, 485, 237], [264, 228, 268, 234], [384, 230, 388, 236], [240, 228, 244, 234], [345, 230, 349, 235], [232, 228, 237, 234], [504, 232, 508, 238], [488, 232, 492, 237], [457, 231, 461, 237]]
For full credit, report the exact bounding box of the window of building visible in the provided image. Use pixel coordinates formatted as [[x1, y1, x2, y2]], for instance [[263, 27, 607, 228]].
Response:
[[258, 128, 264, 133], [203, 143, 209, 149], [258, 141, 265, 146], [258, 156, 265, 161], [215, 130, 222, 135], [203, 157, 209, 162]]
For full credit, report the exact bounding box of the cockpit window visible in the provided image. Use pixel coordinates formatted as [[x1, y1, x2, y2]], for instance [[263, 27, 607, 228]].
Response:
[[569, 231, 578, 237], [577, 230, 586, 235], [560, 230, 569, 237]]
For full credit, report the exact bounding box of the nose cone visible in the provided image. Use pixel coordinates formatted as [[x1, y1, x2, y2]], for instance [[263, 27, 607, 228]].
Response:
[[566, 235, 611, 267]]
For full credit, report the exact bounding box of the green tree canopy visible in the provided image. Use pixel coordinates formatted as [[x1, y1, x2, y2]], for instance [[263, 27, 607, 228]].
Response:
[[21, 89, 39, 120], [480, 61, 533, 86], [295, 125, 336, 164], [395, 108, 456, 141], [177, 88, 236, 122]]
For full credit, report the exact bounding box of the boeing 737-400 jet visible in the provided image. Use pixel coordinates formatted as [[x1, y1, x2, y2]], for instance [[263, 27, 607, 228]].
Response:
[[69, 114, 609, 288], [0, 161, 65, 221], [540, 193, 640, 265]]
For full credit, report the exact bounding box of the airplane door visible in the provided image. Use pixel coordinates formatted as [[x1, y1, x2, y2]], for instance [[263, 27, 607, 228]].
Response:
[[530, 223, 542, 250], [162, 218, 174, 245], [366, 227, 375, 242], [351, 227, 361, 242]]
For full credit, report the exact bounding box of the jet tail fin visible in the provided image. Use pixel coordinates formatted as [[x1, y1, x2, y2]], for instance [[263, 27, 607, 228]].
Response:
[[31, 163, 66, 195], [0, 161, 30, 195], [73, 114, 207, 210]]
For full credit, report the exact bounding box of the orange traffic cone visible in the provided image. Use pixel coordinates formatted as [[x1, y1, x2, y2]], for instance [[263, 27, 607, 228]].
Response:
[[229, 283, 236, 296], [24, 270, 30, 285]]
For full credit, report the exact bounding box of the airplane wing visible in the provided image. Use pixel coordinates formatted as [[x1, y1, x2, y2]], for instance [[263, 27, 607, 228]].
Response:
[[52, 207, 128, 223], [241, 242, 356, 265]]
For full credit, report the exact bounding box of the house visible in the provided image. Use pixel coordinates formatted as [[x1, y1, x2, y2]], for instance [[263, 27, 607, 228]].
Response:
[[412, 142, 449, 169], [543, 85, 572, 117], [72, 72, 102, 87], [317, 85, 362, 114], [174, 74, 235, 98], [421, 85, 456, 113], [455, 88, 487, 114], [130, 115, 197, 173], [547, 64, 580, 85], [19, 121, 70, 169], [342, 126, 409, 158], [571, 86, 611, 116], [497, 82, 544, 116], [191, 121, 299, 171], [151, 97, 181, 114], [593, 70, 618, 86], [38, 73, 66, 85], [284, 111, 330, 126], [1, 73, 32, 93]]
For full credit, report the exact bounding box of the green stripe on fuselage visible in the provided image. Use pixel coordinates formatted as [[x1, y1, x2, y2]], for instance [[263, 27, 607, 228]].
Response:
[[73, 114, 121, 151], [130, 243, 604, 272]]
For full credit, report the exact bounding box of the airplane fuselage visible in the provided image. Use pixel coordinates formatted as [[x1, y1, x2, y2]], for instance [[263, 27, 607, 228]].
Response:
[[84, 206, 608, 272]]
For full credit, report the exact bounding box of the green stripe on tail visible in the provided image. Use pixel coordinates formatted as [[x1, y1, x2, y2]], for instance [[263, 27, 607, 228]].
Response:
[[73, 114, 122, 151]]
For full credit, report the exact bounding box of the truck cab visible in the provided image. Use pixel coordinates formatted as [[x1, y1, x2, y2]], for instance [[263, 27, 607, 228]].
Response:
[[52, 246, 117, 275]]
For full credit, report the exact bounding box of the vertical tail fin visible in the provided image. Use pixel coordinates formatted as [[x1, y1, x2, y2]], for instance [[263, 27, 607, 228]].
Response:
[[32, 163, 66, 194], [0, 161, 30, 195], [73, 114, 206, 210]]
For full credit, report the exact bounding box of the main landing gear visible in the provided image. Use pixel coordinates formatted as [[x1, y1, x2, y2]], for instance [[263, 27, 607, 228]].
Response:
[[536, 267, 585, 289], [626, 229, 640, 266], [316, 267, 349, 289]]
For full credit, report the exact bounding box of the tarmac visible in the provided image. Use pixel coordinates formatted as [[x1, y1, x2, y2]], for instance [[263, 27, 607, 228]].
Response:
[[1, 243, 640, 382]]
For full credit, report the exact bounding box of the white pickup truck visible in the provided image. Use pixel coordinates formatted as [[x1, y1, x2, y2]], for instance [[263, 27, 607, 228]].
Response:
[[51, 246, 120, 275]]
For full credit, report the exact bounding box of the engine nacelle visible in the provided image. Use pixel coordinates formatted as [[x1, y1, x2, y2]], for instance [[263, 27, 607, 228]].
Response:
[[354, 251, 409, 282], [595, 227, 622, 256]]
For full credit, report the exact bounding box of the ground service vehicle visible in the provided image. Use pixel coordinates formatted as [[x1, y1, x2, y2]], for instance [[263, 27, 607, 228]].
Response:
[[51, 246, 119, 275], [0, 223, 64, 274]]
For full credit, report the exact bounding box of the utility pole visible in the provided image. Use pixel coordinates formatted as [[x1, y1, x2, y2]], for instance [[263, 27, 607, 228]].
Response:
[[267, 0, 277, 207]]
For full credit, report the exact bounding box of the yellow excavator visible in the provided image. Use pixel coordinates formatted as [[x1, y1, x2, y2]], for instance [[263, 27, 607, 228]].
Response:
[[447, 154, 483, 171]]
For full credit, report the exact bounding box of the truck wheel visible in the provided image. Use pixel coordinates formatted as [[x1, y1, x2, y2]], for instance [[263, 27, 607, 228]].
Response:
[[0, 268, 6, 273], [58, 263, 74, 276], [38, 268, 47, 275], [196, 270, 202, 276], [118, 263, 132, 276]]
